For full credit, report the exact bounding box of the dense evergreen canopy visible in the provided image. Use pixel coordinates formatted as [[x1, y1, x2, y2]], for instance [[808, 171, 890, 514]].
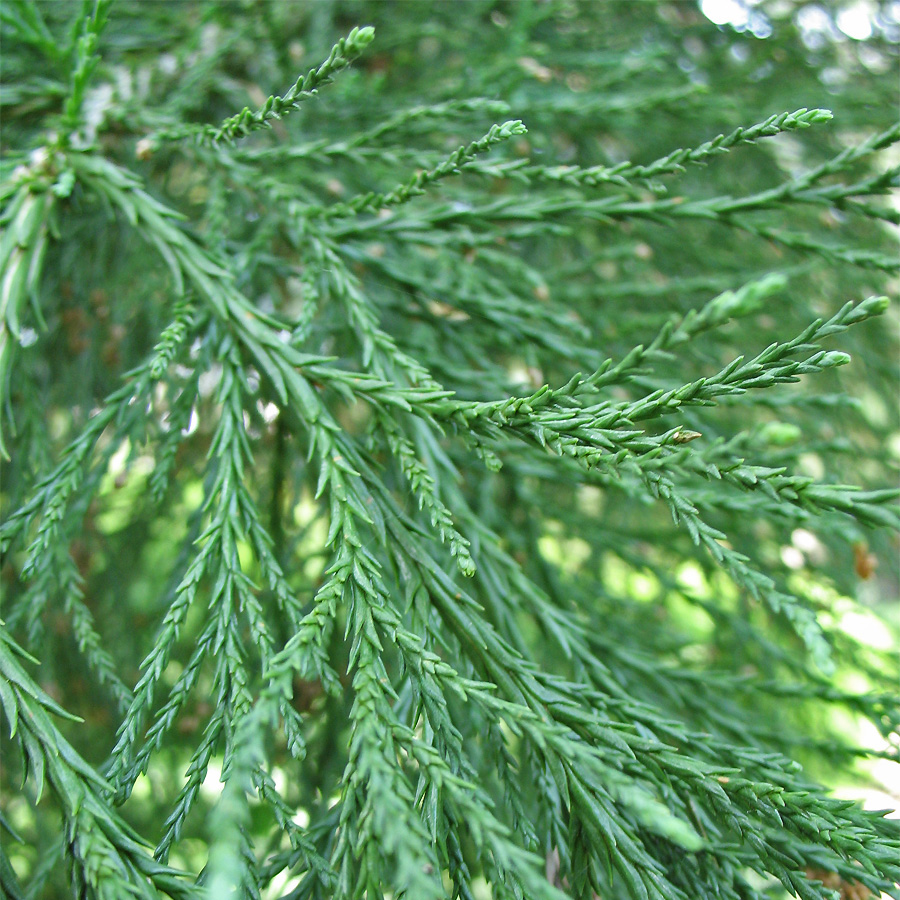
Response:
[[1, 2, 898, 899]]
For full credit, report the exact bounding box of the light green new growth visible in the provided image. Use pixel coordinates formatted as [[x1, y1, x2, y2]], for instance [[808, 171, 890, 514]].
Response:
[[150, 26, 375, 146]]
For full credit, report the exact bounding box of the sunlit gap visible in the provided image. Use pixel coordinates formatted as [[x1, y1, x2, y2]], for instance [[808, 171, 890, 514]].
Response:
[[699, 0, 888, 42]]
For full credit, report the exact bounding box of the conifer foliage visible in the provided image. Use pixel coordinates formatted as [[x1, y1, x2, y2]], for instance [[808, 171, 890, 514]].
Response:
[[1, 2, 898, 899]]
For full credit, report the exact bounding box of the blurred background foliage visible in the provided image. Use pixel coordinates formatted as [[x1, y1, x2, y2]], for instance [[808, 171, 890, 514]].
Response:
[[1, 1, 898, 898]]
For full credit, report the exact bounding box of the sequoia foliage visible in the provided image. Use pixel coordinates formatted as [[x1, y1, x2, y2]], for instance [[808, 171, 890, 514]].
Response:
[[1, 2, 898, 899]]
